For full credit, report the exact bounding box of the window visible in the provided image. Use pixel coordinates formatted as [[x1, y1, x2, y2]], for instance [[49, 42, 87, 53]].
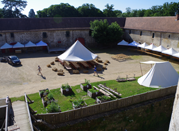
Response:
[[168, 35, 170, 38], [152, 33, 155, 38], [89, 30, 92, 36], [42, 32, 47, 38], [10, 33, 14, 38], [66, 31, 70, 37], [140, 31, 142, 36], [129, 30, 131, 34], [0, 34, 2, 37]]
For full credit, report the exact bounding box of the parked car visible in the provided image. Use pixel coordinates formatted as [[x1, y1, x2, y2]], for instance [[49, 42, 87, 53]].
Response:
[[0, 56, 8, 62], [7, 56, 21, 65]]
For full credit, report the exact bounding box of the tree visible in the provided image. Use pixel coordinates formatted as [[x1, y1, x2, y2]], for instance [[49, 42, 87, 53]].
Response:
[[114, 10, 122, 17], [103, 4, 116, 17], [37, 3, 79, 17], [0, 8, 3, 18], [1, 0, 27, 18], [90, 19, 123, 47], [28, 9, 35, 18], [77, 3, 104, 17]]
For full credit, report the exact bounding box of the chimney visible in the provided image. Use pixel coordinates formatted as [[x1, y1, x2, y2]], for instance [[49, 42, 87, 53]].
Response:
[[176, 14, 179, 21]]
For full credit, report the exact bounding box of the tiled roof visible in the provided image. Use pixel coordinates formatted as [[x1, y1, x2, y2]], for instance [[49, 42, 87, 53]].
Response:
[[0, 17, 126, 32], [124, 16, 179, 33]]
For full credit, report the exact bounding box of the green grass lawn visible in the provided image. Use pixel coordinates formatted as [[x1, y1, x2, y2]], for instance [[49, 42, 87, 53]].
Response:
[[11, 79, 157, 114]]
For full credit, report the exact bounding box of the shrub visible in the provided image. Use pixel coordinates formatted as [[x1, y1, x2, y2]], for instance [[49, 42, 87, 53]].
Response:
[[46, 102, 59, 113], [46, 90, 49, 94], [73, 99, 85, 108], [89, 88, 98, 93], [40, 90, 44, 95], [85, 79, 90, 85], [62, 83, 70, 90], [97, 95, 111, 101], [47, 93, 53, 100]]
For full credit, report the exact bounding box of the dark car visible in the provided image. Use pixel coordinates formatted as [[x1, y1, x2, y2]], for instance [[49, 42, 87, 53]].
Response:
[[0, 56, 8, 62], [7, 56, 21, 65]]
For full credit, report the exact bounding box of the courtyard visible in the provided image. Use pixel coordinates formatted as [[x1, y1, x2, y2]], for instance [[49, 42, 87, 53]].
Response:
[[0, 47, 179, 98]]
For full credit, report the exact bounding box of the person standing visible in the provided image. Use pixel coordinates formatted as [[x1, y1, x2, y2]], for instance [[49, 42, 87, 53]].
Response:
[[93, 65, 99, 77], [37, 65, 43, 76]]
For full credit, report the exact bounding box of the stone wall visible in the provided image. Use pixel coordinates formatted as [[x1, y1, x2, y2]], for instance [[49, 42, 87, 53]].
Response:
[[37, 95, 174, 131], [0, 30, 96, 48], [124, 29, 179, 51]]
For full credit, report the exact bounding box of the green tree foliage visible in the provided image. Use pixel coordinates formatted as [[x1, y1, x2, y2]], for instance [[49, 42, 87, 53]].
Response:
[[0, 8, 3, 18], [122, 2, 179, 17], [77, 3, 104, 17], [103, 4, 116, 17], [90, 19, 123, 47], [37, 3, 79, 17], [1, 0, 27, 18], [28, 9, 35, 18]]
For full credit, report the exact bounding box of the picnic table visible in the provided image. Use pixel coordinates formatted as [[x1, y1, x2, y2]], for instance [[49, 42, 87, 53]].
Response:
[[79, 61, 90, 69], [70, 62, 80, 69]]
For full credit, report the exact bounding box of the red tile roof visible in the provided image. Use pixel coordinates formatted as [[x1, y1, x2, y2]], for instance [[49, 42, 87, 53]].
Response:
[[124, 16, 179, 33], [0, 17, 126, 32]]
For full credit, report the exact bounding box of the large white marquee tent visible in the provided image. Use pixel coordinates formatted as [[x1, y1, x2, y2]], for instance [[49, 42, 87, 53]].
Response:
[[13, 42, 24, 48], [0, 43, 12, 49], [138, 61, 179, 88], [58, 40, 97, 62], [25, 41, 36, 47]]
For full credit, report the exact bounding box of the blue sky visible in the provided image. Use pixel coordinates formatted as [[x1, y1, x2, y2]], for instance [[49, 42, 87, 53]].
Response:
[[0, 0, 179, 16]]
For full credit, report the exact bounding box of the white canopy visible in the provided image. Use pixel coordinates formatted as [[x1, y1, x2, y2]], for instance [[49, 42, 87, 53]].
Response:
[[36, 41, 47, 47], [140, 61, 164, 64], [162, 47, 178, 55], [145, 43, 157, 50], [13, 42, 24, 48], [137, 42, 148, 48], [58, 40, 97, 62], [117, 40, 129, 46], [0, 43, 12, 49], [128, 41, 140, 47], [25, 41, 36, 47], [138, 61, 179, 88], [152, 45, 167, 52]]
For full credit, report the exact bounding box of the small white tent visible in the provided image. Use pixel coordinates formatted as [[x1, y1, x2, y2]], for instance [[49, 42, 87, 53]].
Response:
[[36, 41, 47, 47], [152, 45, 167, 52], [138, 61, 179, 88], [58, 40, 97, 61], [145, 43, 157, 50], [25, 41, 36, 47], [128, 41, 140, 47], [137, 42, 148, 48], [117, 40, 129, 46], [13, 42, 24, 48], [162, 47, 178, 55], [0, 43, 12, 49]]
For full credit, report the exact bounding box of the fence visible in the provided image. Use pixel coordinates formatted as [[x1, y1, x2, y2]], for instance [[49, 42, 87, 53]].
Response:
[[35, 86, 177, 124]]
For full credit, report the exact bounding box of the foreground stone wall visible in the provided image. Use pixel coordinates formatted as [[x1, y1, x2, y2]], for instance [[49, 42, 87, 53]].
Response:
[[124, 29, 179, 51], [0, 30, 96, 48], [37, 95, 174, 131]]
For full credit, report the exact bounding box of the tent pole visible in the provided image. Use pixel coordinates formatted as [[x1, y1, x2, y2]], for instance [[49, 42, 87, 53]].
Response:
[[140, 63, 143, 76]]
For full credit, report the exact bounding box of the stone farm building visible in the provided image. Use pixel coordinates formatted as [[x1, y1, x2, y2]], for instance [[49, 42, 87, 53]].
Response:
[[0, 15, 179, 51]]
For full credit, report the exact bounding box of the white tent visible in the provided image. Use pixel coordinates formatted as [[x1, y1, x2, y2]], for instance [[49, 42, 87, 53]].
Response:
[[128, 41, 140, 47], [117, 40, 129, 46], [138, 61, 179, 88], [145, 43, 157, 50], [13, 42, 24, 48], [36, 41, 47, 47], [0, 43, 12, 49], [137, 42, 148, 48], [25, 41, 36, 47], [152, 45, 167, 52], [58, 40, 97, 61], [162, 47, 178, 55]]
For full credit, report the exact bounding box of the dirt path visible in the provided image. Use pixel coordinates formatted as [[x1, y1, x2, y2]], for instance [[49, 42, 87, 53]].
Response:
[[1, 50, 179, 98]]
